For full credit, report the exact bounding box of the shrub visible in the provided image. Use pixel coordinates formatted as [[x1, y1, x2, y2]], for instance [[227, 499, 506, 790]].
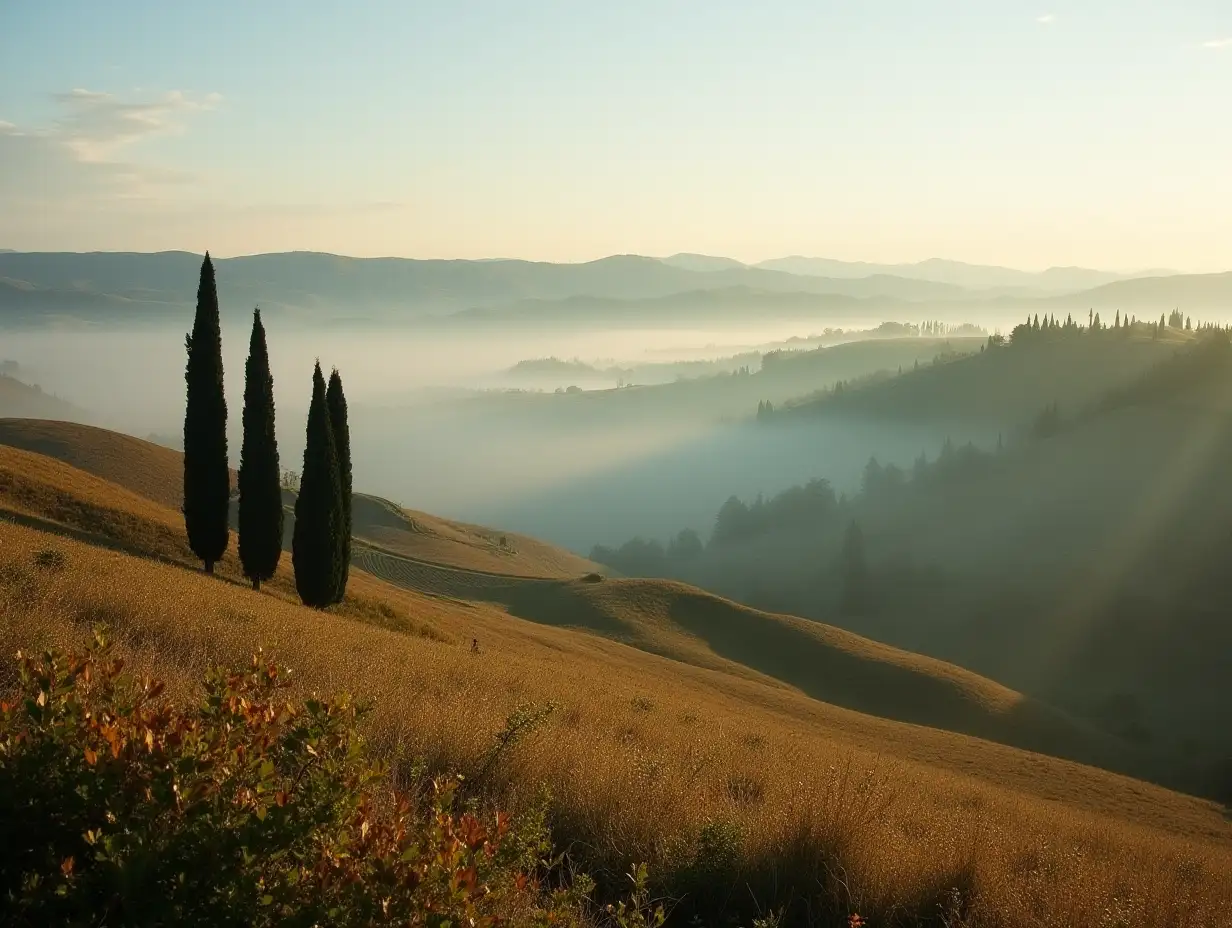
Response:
[[0, 632, 573, 927]]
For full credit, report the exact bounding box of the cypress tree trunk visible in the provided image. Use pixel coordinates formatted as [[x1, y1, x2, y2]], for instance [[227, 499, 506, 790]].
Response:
[[326, 368, 352, 603], [183, 253, 230, 573], [293, 362, 344, 608], [238, 308, 282, 592]]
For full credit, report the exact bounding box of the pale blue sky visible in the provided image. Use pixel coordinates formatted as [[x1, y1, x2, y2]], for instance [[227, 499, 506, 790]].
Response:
[[1, 1, 1229, 269]]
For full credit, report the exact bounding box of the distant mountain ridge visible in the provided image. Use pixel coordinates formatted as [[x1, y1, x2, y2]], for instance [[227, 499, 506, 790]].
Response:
[[0, 250, 1221, 328], [660, 253, 1179, 293], [0, 250, 971, 321]]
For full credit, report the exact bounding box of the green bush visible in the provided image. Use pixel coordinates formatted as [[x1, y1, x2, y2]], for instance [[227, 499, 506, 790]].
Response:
[[0, 632, 573, 927]]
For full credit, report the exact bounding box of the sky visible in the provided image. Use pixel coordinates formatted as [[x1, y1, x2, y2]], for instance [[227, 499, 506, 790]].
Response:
[[1, 1, 1229, 270]]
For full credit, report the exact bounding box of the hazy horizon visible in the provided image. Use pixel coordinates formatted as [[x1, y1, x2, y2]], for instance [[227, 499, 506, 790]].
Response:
[[4, 2, 1231, 271], [0, 246, 1206, 277]]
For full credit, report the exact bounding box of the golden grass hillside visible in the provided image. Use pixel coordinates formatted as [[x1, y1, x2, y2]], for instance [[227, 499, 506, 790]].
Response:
[[353, 545, 1127, 771], [0, 417, 597, 579], [0, 423, 1116, 772], [347, 492, 603, 578], [0, 517, 1229, 927], [0, 417, 196, 511], [0, 423, 1230, 923]]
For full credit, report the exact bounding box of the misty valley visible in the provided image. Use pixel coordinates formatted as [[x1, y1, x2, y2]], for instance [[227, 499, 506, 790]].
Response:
[[3, 252, 1231, 792], [1, 249, 1231, 927], [8, 5, 1232, 923]]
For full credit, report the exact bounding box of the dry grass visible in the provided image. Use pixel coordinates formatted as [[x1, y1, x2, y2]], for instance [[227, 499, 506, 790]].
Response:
[[0, 418, 204, 511], [1, 520, 1228, 926], [350, 547, 1132, 771], [351, 493, 602, 578], [0, 434, 1114, 769], [0, 427, 1229, 924], [0, 441, 190, 556]]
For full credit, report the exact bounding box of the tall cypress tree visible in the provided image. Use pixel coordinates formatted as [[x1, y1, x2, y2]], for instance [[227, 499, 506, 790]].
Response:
[[238, 308, 283, 591], [183, 252, 230, 574], [326, 368, 352, 603], [293, 362, 344, 608]]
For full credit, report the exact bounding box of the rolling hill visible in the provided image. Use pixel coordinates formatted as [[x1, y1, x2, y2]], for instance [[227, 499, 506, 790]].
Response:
[[347, 493, 602, 579], [1043, 270, 1232, 313], [755, 256, 1176, 292], [0, 419, 596, 580], [0, 418, 1228, 925], [0, 417, 1158, 774], [0, 419, 188, 510], [2, 251, 1220, 334], [0, 376, 85, 421], [0, 251, 966, 322]]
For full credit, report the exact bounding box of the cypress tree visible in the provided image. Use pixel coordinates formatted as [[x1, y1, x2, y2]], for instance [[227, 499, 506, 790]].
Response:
[[326, 368, 352, 603], [293, 362, 344, 608], [183, 252, 230, 574], [238, 308, 283, 591]]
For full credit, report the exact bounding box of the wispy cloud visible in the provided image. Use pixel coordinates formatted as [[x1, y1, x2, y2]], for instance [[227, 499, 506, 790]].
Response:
[[0, 89, 218, 205], [50, 88, 221, 162], [1037, 13, 1056, 25], [1202, 37, 1232, 49]]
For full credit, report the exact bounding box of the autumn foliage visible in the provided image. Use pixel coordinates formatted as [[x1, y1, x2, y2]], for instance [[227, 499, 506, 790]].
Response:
[[0, 633, 572, 926]]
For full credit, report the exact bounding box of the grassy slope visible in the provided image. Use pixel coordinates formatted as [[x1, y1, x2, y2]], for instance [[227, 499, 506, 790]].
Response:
[[0, 423, 1173, 778], [0, 427, 1110, 769], [0, 419, 592, 579], [0, 418, 188, 510], [0, 434, 1228, 924], [349, 493, 602, 579]]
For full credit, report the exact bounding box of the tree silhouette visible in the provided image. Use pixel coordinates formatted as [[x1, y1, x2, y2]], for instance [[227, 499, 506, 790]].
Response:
[[238, 308, 282, 591], [183, 253, 230, 574], [326, 368, 352, 603], [840, 520, 872, 616], [293, 363, 344, 608]]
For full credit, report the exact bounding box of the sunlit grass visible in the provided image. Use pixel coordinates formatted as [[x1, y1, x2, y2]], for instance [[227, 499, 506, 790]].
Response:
[[1, 518, 1228, 926]]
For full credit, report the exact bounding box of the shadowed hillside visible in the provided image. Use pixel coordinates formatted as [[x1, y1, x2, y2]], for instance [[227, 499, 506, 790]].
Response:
[[468, 574, 1126, 767], [0, 378, 84, 422], [594, 332, 1232, 797]]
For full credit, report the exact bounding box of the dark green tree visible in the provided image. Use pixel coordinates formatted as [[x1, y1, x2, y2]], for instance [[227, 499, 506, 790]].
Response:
[[238, 308, 283, 591], [840, 520, 872, 616], [293, 362, 344, 608], [183, 253, 230, 574], [326, 368, 352, 603]]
